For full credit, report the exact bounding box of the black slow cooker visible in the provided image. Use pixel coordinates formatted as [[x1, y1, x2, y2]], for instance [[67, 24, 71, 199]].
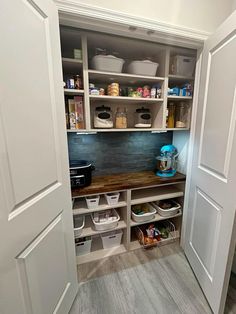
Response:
[[69, 160, 95, 188]]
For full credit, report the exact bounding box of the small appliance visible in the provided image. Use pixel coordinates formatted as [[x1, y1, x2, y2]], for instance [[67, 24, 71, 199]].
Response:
[[156, 145, 178, 177], [69, 160, 95, 188]]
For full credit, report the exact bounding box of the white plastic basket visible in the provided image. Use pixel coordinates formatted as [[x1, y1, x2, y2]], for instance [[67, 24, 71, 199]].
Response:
[[105, 192, 120, 205], [101, 229, 123, 249], [86, 195, 100, 209], [75, 237, 92, 256], [127, 60, 159, 76], [91, 208, 120, 231], [73, 215, 85, 238], [131, 203, 156, 223], [91, 55, 125, 73], [151, 200, 181, 217], [170, 55, 195, 77]]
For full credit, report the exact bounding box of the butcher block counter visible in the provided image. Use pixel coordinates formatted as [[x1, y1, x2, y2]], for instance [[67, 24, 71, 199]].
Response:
[[71, 171, 186, 197]]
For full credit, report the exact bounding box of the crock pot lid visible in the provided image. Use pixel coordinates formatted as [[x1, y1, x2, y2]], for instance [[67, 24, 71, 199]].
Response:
[[70, 160, 92, 169]]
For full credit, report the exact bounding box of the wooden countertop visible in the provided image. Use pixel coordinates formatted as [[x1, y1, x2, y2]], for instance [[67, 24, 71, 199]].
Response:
[[71, 171, 186, 197]]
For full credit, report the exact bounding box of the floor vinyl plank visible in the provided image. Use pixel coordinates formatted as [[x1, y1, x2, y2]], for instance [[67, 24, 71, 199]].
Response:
[[71, 243, 236, 314]]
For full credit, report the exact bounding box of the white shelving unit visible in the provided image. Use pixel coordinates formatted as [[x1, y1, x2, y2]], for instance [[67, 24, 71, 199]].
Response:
[[73, 180, 185, 265], [60, 27, 196, 132]]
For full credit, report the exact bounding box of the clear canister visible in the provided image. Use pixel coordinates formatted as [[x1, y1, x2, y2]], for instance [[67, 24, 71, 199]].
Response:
[[175, 103, 188, 128]]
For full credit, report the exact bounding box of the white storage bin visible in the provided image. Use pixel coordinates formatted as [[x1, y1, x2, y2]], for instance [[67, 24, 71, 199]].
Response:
[[131, 203, 156, 223], [91, 208, 120, 231], [91, 55, 125, 73], [75, 237, 92, 256], [86, 195, 100, 209], [101, 229, 123, 249], [151, 200, 181, 217], [73, 215, 85, 238], [170, 55, 195, 77], [105, 192, 120, 205], [127, 60, 159, 76]]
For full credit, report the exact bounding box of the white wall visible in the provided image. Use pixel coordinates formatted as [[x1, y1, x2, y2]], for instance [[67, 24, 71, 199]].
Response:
[[71, 0, 235, 33]]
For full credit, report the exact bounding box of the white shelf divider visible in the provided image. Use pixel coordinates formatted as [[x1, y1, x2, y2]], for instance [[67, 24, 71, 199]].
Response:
[[76, 216, 127, 238], [73, 196, 127, 215], [131, 186, 184, 205], [89, 95, 164, 103], [130, 210, 182, 227], [167, 95, 192, 100]]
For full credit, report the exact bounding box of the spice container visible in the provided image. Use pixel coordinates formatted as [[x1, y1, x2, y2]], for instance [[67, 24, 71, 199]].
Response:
[[175, 103, 188, 128], [134, 107, 152, 128], [66, 78, 75, 89], [167, 103, 175, 128], [143, 86, 151, 98], [94, 105, 113, 128], [115, 107, 127, 128]]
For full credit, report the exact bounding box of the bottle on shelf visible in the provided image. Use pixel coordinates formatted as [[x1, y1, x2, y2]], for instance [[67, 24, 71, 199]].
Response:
[[167, 102, 175, 128]]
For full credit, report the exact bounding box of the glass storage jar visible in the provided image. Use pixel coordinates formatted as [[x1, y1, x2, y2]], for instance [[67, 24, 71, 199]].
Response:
[[134, 107, 152, 128], [94, 105, 113, 128], [115, 107, 127, 128], [175, 103, 188, 128]]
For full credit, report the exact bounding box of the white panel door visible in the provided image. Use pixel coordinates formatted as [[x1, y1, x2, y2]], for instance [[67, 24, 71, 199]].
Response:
[[0, 1, 77, 313], [184, 10, 236, 314]]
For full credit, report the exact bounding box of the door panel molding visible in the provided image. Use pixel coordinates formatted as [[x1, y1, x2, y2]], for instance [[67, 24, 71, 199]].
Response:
[[190, 188, 222, 279]]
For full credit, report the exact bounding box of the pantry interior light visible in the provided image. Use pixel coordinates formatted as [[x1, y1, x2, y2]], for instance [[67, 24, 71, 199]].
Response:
[[76, 132, 97, 135], [151, 131, 167, 134]]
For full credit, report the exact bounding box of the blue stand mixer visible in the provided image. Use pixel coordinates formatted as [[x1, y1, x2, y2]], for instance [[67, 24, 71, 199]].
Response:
[[156, 145, 178, 177]]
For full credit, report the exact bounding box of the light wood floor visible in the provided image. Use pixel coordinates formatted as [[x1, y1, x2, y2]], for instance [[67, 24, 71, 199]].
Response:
[[70, 243, 235, 314]]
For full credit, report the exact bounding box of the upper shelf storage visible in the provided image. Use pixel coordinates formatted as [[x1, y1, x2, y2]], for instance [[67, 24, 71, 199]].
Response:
[[59, 25, 197, 133]]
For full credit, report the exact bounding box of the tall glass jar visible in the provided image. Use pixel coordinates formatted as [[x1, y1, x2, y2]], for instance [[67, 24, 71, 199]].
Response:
[[175, 103, 187, 128], [167, 103, 175, 128], [115, 107, 127, 128]]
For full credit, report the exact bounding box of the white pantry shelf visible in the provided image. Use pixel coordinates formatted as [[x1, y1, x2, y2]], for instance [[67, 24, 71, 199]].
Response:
[[167, 95, 192, 100], [73, 196, 127, 215], [131, 186, 184, 205], [89, 95, 164, 103], [88, 69, 165, 84], [168, 74, 194, 82], [130, 211, 182, 227], [77, 244, 127, 265], [64, 89, 84, 95], [77, 216, 127, 238]]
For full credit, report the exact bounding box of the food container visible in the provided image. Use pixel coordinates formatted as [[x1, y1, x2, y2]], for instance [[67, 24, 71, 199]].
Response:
[[134, 107, 152, 128], [175, 103, 188, 128], [105, 192, 120, 205], [91, 55, 125, 73], [86, 195, 100, 209], [107, 83, 119, 96], [75, 237, 92, 256], [127, 60, 159, 76], [170, 55, 195, 77], [151, 200, 181, 217], [94, 105, 113, 128], [91, 208, 120, 231], [101, 230, 123, 249], [131, 203, 156, 223], [73, 215, 85, 238]]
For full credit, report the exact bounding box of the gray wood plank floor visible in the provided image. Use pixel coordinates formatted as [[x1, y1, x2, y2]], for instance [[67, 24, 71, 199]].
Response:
[[70, 243, 234, 314]]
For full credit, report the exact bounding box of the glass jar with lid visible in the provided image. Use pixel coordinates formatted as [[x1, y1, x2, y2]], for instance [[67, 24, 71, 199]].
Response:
[[94, 105, 113, 128], [175, 102, 188, 128], [134, 107, 152, 128]]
